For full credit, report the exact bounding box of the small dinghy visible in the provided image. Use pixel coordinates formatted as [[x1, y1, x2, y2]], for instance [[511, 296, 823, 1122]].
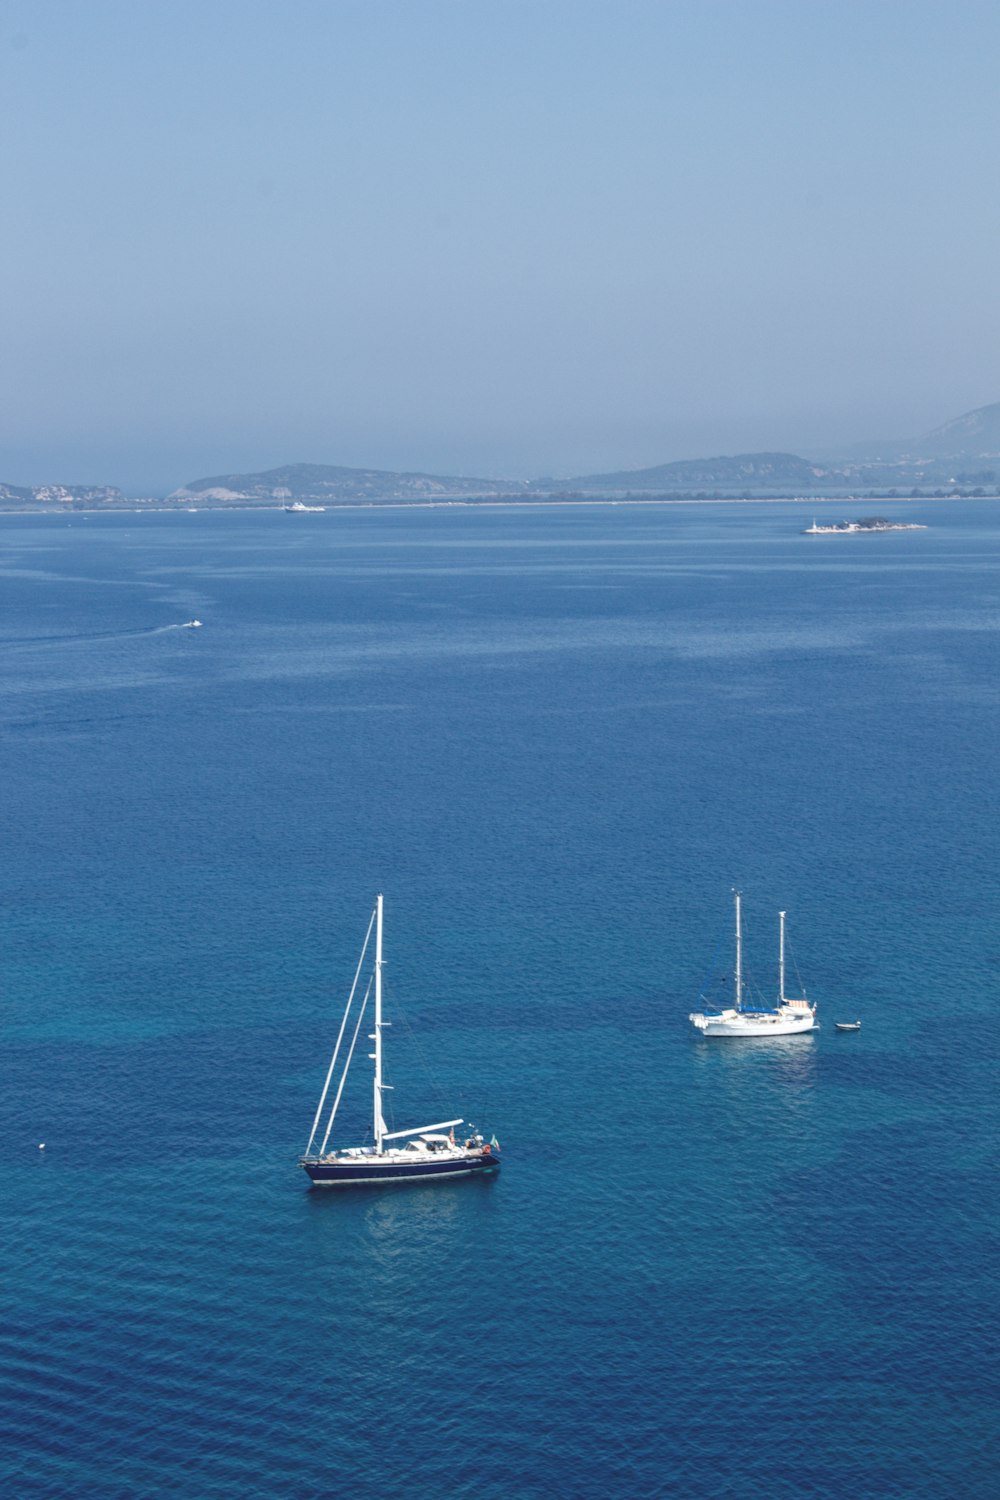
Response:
[[834, 1021, 861, 1032]]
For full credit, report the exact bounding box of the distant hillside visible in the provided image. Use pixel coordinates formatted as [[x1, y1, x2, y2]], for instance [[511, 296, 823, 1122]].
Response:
[[171, 462, 525, 503], [7, 395, 1000, 509], [561, 452, 822, 492], [908, 401, 1000, 459], [0, 481, 126, 509], [169, 435, 1000, 503], [173, 452, 844, 503], [842, 400, 1000, 465]]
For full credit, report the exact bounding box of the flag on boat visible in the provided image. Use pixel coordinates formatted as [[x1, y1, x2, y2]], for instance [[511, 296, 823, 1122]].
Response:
[[490, 1135, 500, 1151]]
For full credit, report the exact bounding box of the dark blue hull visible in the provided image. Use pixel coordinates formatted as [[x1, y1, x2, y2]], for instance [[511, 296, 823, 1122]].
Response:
[[301, 1152, 500, 1187]]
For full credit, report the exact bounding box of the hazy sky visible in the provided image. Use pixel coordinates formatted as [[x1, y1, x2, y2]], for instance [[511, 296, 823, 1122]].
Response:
[[2, 0, 1000, 493]]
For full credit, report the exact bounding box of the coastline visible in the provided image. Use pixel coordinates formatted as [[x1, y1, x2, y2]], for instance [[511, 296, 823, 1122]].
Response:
[[2, 493, 1000, 517]]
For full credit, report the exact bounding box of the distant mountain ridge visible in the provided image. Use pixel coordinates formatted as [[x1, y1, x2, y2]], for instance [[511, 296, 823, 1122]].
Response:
[[169, 401, 1000, 502], [170, 462, 524, 503], [561, 452, 821, 492], [908, 400, 1000, 458], [834, 401, 1000, 464], [171, 452, 828, 502], [4, 399, 1000, 507]]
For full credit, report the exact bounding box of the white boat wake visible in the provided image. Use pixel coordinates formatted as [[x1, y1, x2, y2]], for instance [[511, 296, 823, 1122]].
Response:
[[7, 620, 205, 648]]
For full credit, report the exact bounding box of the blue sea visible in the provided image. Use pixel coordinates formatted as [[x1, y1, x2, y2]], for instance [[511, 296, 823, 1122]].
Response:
[[1, 501, 997, 1499]]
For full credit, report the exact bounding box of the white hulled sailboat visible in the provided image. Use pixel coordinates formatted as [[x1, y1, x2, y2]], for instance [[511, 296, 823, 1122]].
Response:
[[299, 895, 501, 1186], [689, 891, 817, 1037]]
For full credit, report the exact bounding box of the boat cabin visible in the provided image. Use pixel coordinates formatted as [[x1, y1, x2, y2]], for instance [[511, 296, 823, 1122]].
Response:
[[404, 1134, 454, 1154]]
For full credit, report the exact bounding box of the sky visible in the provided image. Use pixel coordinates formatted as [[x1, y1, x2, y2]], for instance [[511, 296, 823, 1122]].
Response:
[[2, 0, 1000, 494]]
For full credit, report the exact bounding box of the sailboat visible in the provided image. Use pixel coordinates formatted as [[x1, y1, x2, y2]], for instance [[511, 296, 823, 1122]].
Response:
[[689, 892, 817, 1037], [299, 894, 501, 1186]]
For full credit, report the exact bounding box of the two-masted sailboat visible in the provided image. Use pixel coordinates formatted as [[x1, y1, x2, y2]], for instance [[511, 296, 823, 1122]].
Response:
[[689, 890, 817, 1037], [299, 894, 501, 1186]]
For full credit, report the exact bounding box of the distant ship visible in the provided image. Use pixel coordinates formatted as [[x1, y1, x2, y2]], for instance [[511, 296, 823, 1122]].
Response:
[[689, 893, 817, 1038], [283, 501, 325, 513], [803, 517, 927, 534], [299, 894, 501, 1186]]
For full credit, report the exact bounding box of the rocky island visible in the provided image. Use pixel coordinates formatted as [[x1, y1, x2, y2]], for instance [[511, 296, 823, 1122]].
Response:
[[802, 516, 928, 534]]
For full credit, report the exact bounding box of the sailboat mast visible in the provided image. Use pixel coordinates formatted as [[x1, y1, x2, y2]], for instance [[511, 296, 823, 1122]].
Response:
[[734, 889, 743, 1011], [374, 892, 384, 1155], [779, 910, 786, 1004]]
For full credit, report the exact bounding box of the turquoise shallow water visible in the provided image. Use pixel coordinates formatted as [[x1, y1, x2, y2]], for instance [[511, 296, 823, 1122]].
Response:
[[0, 501, 998, 1498]]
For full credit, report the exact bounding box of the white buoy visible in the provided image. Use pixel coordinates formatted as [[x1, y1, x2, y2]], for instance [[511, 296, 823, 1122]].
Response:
[[38, 1142, 45, 1151]]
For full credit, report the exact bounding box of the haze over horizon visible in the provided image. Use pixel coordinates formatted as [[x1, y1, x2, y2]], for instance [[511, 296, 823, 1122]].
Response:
[[3, 0, 1000, 495]]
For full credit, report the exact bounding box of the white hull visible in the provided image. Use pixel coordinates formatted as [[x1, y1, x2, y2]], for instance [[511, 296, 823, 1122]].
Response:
[[802, 522, 926, 534], [689, 1009, 816, 1036]]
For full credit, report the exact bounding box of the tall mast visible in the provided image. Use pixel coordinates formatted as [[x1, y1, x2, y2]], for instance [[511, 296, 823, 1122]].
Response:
[[373, 893, 384, 1154], [734, 889, 743, 1011], [779, 910, 786, 1004]]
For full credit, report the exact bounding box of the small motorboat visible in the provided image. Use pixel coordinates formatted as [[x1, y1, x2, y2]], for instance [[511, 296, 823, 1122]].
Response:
[[183, 619, 203, 628], [834, 1020, 861, 1032]]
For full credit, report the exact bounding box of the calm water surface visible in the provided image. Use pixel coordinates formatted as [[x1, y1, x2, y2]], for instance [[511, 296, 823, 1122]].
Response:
[[0, 502, 997, 1498]]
